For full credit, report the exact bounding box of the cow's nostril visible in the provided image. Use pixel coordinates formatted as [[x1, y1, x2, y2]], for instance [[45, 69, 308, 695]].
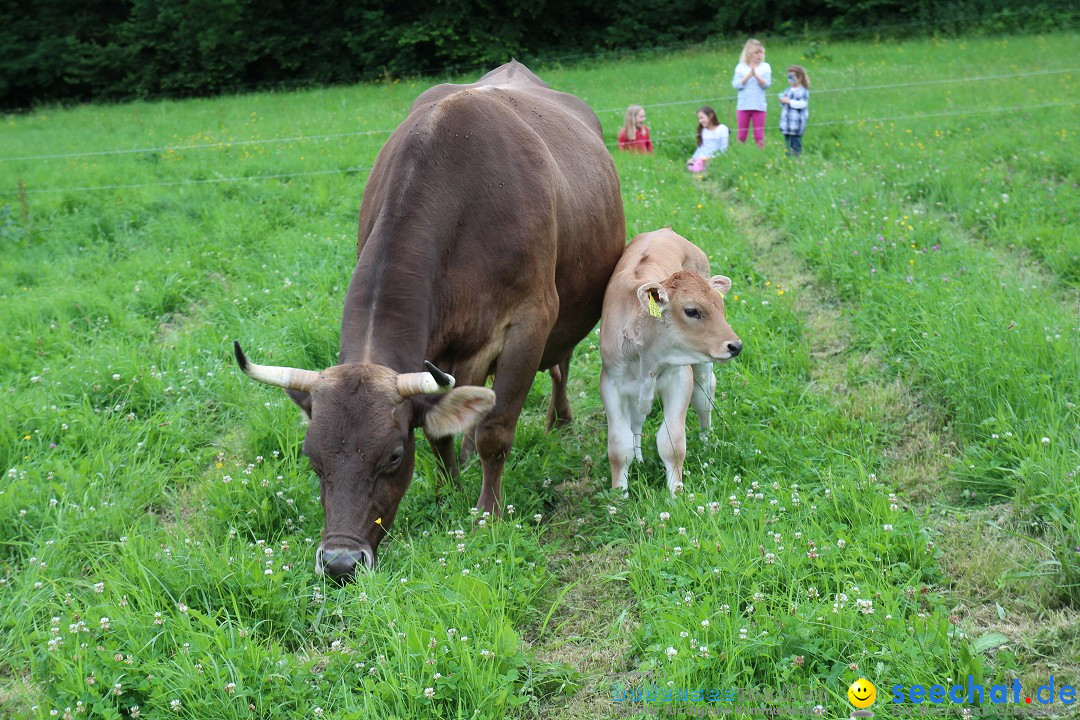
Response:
[[322, 549, 360, 582], [727, 341, 742, 357]]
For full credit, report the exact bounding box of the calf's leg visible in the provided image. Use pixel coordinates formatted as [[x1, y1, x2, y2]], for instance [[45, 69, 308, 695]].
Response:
[[657, 366, 694, 495], [689, 362, 716, 432], [601, 368, 635, 493]]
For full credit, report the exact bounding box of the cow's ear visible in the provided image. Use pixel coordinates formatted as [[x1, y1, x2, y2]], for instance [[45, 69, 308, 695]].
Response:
[[424, 387, 496, 438], [284, 389, 313, 420], [636, 282, 670, 317], [710, 275, 733, 297]]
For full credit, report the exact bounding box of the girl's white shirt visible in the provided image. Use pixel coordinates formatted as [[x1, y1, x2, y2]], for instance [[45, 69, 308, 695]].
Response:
[[731, 61, 772, 112]]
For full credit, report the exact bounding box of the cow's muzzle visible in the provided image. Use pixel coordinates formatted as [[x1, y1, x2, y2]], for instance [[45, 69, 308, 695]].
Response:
[[726, 340, 743, 357], [315, 545, 375, 582]]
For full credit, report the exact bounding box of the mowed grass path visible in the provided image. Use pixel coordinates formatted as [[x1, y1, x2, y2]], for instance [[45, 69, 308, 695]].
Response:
[[1, 32, 1077, 720]]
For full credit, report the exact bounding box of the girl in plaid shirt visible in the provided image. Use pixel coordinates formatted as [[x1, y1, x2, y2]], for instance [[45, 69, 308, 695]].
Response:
[[778, 65, 810, 157]]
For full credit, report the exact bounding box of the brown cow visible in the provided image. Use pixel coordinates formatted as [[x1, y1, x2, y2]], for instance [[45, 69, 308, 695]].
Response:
[[599, 228, 741, 495], [235, 61, 625, 581]]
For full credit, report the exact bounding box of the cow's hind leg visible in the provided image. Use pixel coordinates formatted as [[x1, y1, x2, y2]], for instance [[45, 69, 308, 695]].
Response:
[[657, 366, 694, 495], [458, 427, 476, 466], [425, 432, 461, 499], [689, 362, 716, 433], [546, 355, 573, 430]]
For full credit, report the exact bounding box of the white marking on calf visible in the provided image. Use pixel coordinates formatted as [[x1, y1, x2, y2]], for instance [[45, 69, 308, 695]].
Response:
[[599, 229, 741, 495]]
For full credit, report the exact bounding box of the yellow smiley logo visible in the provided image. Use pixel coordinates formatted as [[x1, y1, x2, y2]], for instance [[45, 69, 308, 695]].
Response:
[[848, 678, 877, 708]]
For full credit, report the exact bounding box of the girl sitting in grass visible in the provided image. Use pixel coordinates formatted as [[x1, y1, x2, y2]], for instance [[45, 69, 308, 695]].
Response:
[[617, 104, 653, 153], [686, 106, 729, 172]]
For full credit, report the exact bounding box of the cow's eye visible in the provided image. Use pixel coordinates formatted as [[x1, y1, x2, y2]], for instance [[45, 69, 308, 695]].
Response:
[[383, 448, 404, 473], [684, 307, 702, 319]]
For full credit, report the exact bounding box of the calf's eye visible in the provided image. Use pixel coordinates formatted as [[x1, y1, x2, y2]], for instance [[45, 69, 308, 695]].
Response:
[[684, 308, 702, 319]]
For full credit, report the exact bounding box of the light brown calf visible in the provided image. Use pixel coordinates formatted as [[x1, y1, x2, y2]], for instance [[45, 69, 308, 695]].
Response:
[[599, 228, 742, 494]]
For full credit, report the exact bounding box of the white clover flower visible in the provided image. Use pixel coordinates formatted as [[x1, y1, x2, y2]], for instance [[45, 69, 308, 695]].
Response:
[[883, 524, 893, 532], [1041, 437, 1050, 446], [673, 546, 682, 556], [666, 646, 678, 660], [837, 539, 847, 549], [423, 687, 435, 699], [701, 619, 710, 628]]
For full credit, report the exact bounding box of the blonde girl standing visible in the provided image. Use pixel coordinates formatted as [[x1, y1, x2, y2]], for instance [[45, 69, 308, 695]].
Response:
[[731, 39, 771, 148]]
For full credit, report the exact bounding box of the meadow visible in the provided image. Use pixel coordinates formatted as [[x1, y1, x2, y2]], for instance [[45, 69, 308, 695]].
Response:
[[1, 30, 1077, 720]]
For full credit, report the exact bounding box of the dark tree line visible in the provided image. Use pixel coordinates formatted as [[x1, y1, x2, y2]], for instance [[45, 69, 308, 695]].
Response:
[[0, 0, 1071, 108]]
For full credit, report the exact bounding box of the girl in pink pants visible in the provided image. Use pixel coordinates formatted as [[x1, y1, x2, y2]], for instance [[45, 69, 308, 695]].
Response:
[[731, 39, 771, 148]]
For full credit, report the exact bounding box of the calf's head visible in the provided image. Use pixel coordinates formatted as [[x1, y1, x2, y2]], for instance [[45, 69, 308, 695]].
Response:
[[233, 342, 495, 581], [637, 271, 742, 364]]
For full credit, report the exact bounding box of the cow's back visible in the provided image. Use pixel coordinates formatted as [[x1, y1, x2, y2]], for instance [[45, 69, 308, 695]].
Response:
[[355, 61, 624, 372]]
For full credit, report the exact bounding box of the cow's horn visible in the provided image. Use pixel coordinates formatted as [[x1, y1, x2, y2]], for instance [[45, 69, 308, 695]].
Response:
[[397, 365, 456, 397], [423, 361, 455, 387], [234, 341, 320, 392]]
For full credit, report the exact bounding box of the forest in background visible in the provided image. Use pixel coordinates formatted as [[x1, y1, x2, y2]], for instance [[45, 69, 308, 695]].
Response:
[[1, 0, 1074, 108]]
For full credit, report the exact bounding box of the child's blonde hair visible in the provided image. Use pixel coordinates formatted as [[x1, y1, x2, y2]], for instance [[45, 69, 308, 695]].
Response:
[[787, 65, 810, 89], [739, 39, 764, 64], [622, 104, 645, 142]]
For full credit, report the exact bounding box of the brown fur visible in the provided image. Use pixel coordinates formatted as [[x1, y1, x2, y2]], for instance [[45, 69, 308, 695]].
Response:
[[245, 61, 626, 577]]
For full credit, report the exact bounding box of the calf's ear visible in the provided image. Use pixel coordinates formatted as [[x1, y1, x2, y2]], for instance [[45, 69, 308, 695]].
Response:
[[710, 275, 733, 297], [424, 387, 497, 438], [636, 282, 670, 317]]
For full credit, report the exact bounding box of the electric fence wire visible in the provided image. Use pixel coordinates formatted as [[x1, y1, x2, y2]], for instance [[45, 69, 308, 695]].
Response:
[[3, 98, 1074, 195], [3, 68, 1074, 163]]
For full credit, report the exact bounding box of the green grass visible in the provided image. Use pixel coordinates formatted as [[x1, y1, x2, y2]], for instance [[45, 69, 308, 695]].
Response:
[[1, 31, 1077, 720]]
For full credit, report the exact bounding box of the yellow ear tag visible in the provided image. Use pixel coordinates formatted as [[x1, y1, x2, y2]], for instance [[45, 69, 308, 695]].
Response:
[[716, 290, 726, 300], [647, 295, 662, 318]]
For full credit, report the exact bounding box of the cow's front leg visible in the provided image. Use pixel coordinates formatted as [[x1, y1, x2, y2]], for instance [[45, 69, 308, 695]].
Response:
[[601, 368, 634, 493], [474, 319, 555, 516], [657, 366, 694, 495], [689, 362, 716, 434]]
